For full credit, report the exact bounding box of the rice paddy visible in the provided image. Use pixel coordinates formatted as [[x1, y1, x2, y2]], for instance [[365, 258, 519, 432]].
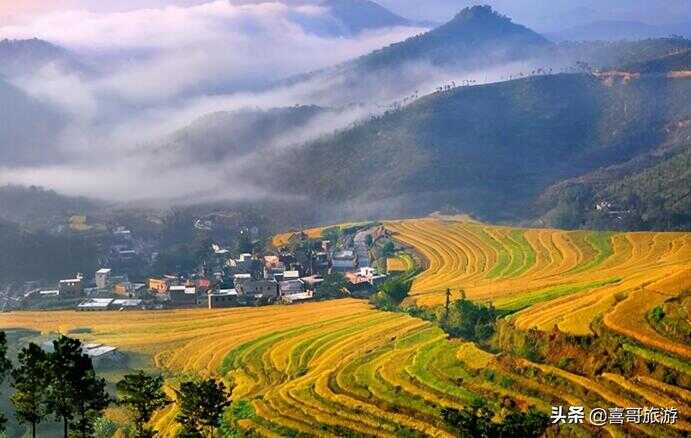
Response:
[[386, 219, 691, 358], [1, 218, 689, 437]]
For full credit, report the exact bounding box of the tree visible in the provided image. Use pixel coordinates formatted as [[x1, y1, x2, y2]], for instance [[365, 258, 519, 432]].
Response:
[[11, 343, 49, 438], [370, 276, 412, 309], [381, 241, 395, 258], [442, 399, 550, 438], [117, 370, 171, 438], [321, 227, 342, 245], [0, 331, 12, 434], [439, 298, 497, 342], [236, 231, 253, 254], [46, 335, 111, 438], [314, 273, 348, 299], [498, 408, 550, 437], [442, 399, 494, 438], [175, 378, 231, 437]]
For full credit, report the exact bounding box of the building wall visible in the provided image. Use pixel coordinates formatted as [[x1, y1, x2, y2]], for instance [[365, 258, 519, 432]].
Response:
[[208, 295, 238, 309], [59, 281, 84, 298], [148, 278, 169, 294], [237, 280, 278, 298], [95, 272, 109, 289]]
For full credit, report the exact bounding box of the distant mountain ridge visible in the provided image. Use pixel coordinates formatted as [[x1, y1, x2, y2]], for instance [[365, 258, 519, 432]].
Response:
[[0, 38, 82, 78], [322, 0, 412, 34], [548, 20, 691, 42], [0, 78, 65, 165], [156, 105, 327, 163]]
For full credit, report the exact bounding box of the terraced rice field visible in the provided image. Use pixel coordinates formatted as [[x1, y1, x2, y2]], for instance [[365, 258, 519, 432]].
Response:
[[387, 254, 415, 273], [4, 300, 690, 437], [272, 227, 327, 247], [386, 219, 691, 359], [2, 218, 690, 437], [272, 222, 371, 247]]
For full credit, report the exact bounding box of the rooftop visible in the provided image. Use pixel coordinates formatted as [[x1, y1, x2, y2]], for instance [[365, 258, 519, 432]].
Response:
[[333, 250, 356, 259], [85, 345, 118, 357], [77, 298, 114, 309], [283, 291, 314, 302], [210, 289, 238, 297], [112, 299, 143, 307]]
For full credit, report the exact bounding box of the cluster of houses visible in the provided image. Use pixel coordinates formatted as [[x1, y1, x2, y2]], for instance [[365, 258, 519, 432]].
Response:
[[27, 226, 390, 311]]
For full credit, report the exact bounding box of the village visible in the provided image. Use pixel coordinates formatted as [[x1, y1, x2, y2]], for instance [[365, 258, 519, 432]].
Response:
[[17, 223, 401, 312]]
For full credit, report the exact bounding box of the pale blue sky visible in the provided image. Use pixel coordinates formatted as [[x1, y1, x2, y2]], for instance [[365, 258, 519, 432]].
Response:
[[2, 0, 689, 29]]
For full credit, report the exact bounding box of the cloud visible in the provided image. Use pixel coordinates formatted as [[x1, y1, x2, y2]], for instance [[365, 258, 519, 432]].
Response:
[[0, 0, 557, 205], [2, 1, 424, 103], [0, 1, 429, 202]]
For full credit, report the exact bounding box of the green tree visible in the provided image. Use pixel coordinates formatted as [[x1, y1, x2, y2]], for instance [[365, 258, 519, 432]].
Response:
[[314, 273, 348, 299], [442, 399, 494, 438], [381, 241, 395, 258], [442, 399, 550, 438], [93, 417, 119, 438], [46, 336, 111, 438], [439, 298, 497, 342], [175, 378, 231, 437], [10, 343, 49, 438], [236, 231, 253, 254], [117, 371, 171, 438], [321, 227, 342, 245], [370, 276, 412, 309], [498, 408, 550, 437], [365, 235, 374, 247], [0, 332, 12, 434]]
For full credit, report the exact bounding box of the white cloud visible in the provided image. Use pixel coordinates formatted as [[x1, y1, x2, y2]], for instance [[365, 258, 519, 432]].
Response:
[[0, 1, 428, 202]]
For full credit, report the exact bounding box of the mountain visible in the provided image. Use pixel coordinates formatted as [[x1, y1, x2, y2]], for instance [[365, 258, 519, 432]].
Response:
[[282, 6, 554, 107], [536, 119, 691, 230], [152, 105, 329, 163], [549, 20, 691, 42], [621, 48, 691, 73], [353, 5, 550, 71], [255, 72, 691, 226], [0, 185, 99, 229], [556, 38, 691, 71], [0, 38, 82, 78], [322, 0, 412, 34], [0, 78, 66, 165], [0, 218, 98, 283]]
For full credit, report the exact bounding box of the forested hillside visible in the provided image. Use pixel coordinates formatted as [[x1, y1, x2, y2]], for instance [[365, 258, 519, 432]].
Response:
[[0, 219, 98, 283], [261, 73, 691, 225]]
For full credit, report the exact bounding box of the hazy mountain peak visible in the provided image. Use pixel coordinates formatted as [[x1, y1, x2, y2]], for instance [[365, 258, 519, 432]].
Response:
[[321, 0, 411, 34], [0, 37, 80, 77], [451, 5, 508, 22], [435, 5, 548, 44]]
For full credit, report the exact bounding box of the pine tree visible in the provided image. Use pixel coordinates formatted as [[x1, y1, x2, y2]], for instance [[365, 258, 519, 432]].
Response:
[[117, 370, 171, 438], [10, 343, 49, 438], [45, 335, 111, 438], [0, 332, 13, 434], [175, 378, 231, 437]]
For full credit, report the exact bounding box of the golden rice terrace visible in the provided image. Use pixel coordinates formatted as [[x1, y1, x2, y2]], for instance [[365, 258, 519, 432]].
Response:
[[1, 218, 689, 437]]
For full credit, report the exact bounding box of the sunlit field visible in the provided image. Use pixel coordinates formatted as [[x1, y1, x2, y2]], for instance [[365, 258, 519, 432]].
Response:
[[2, 218, 690, 437], [387, 219, 691, 359]]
